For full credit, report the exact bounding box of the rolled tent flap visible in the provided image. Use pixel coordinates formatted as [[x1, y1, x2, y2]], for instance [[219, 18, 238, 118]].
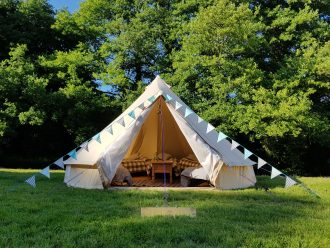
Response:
[[167, 105, 224, 187], [96, 105, 153, 187]]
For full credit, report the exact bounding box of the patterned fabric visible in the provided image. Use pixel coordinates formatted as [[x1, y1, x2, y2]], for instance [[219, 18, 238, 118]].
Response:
[[175, 158, 200, 176], [121, 159, 151, 174]]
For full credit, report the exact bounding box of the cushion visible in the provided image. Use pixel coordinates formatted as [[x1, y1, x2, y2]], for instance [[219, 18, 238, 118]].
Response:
[[157, 153, 172, 160]]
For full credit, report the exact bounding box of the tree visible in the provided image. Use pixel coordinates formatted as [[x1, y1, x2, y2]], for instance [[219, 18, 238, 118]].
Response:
[[0, 0, 120, 167], [170, 0, 330, 175], [53, 0, 215, 108], [0, 0, 328, 174]]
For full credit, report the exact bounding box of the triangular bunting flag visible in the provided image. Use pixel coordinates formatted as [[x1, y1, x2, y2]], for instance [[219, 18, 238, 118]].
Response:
[[93, 133, 101, 144], [271, 167, 282, 179], [244, 148, 253, 159], [148, 96, 156, 103], [138, 103, 145, 110], [197, 116, 204, 123], [175, 101, 182, 110], [206, 123, 215, 133], [25, 175, 36, 188], [80, 141, 89, 152], [217, 132, 227, 142], [117, 118, 125, 127], [106, 126, 113, 135], [54, 157, 64, 169], [257, 157, 267, 169], [68, 149, 77, 160], [231, 140, 240, 150], [40, 166, 50, 178], [184, 108, 193, 117], [285, 176, 297, 188], [165, 94, 173, 102], [128, 110, 135, 119]]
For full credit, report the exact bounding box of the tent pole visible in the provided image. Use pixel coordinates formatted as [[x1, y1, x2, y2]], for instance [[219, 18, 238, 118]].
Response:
[[158, 98, 169, 206]]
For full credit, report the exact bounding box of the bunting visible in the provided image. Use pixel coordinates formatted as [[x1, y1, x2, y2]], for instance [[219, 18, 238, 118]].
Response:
[[148, 96, 156, 103], [197, 116, 204, 123], [93, 133, 101, 144], [106, 126, 113, 135], [138, 103, 145, 110], [231, 140, 240, 150], [175, 101, 182, 110], [68, 149, 77, 160], [80, 141, 89, 152], [117, 118, 125, 127], [285, 176, 297, 188], [184, 108, 193, 117], [128, 111, 135, 119], [54, 157, 64, 169], [25, 175, 36, 188], [165, 94, 173, 102], [271, 167, 282, 179], [244, 148, 253, 159], [40, 166, 50, 178], [257, 158, 267, 169], [206, 123, 215, 133], [217, 132, 227, 142]]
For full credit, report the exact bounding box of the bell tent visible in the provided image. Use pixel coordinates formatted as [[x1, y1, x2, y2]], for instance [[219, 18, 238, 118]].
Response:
[[64, 76, 257, 189]]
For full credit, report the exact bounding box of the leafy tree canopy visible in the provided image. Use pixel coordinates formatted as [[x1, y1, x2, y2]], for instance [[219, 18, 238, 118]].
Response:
[[0, 0, 328, 174]]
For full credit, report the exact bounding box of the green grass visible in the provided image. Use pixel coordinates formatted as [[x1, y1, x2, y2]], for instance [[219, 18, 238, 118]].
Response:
[[1, 169, 329, 248]]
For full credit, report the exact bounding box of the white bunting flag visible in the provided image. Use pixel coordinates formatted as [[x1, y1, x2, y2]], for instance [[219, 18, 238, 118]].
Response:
[[54, 157, 64, 169], [117, 118, 125, 127], [231, 140, 240, 150], [257, 157, 267, 169], [80, 141, 89, 152], [271, 167, 282, 179], [244, 148, 253, 159], [25, 175, 36, 188], [40, 166, 50, 178], [285, 176, 297, 188], [206, 123, 215, 133], [175, 101, 182, 110], [197, 116, 204, 123], [217, 132, 227, 142]]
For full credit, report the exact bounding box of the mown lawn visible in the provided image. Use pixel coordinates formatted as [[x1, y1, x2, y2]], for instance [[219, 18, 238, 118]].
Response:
[[0, 169, 329, 248]]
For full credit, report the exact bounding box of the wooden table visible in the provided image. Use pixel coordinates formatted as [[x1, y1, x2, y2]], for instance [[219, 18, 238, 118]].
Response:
[[151, 160, 173, 184]]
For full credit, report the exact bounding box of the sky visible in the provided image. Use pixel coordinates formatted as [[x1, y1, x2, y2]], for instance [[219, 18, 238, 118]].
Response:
[[48, 0, 83, 13]]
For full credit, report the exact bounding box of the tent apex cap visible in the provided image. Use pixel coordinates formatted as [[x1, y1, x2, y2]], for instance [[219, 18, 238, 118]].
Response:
[[152, 75, 172, 89]]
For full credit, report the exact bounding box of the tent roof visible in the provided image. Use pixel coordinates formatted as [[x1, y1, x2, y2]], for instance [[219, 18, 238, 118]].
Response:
[[64, 76, 255, 167]]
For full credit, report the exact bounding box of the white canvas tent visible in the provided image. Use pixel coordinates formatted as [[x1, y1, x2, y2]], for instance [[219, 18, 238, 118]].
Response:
[[64, 76, 256, 189]]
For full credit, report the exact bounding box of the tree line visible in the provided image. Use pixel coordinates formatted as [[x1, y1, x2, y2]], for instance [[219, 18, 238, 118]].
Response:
[[0, 0, 329, 175]]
